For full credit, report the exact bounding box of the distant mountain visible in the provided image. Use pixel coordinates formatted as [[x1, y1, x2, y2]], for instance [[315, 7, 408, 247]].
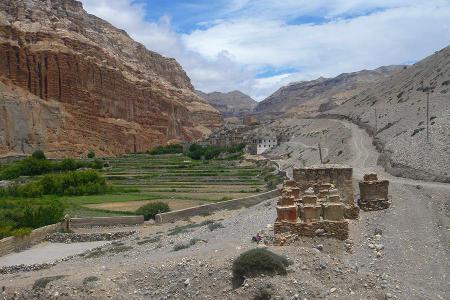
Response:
[[254, 66, 404, 116], [197, 90, 257, 117]]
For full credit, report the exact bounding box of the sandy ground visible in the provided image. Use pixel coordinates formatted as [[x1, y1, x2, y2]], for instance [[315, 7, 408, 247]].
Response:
[[0, 118, 448, 299], [0, 241, 108, 267]]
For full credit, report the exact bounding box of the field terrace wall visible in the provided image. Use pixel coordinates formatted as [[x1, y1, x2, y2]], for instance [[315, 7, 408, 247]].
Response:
[[293, 164, 359, 219], [0, 223, 61, 257], [69, 216, 145, 228], [155, 189, 280, 224]]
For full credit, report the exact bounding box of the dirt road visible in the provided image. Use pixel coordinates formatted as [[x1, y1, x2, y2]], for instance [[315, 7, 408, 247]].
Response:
[[341, 120, 450, 299]]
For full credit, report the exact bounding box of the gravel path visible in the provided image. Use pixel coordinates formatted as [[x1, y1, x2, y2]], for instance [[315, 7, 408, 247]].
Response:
[[0, 241, 108, 267], [340, 120, 450, 299]]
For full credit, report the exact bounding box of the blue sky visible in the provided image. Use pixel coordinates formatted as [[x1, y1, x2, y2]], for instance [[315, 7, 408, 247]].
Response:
[[82, 0, 450, 100]]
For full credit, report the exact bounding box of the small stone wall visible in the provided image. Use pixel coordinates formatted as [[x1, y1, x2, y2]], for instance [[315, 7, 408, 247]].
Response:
[[70, 216, 145, 228], [0, 223, 61, 257], [293, 164, 354, 205], [46, 231, 136, 243], [274, 220, 349, 240], [155, 189, 280, 224]]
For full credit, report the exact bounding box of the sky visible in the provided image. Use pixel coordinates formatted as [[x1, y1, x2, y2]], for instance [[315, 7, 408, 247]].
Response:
[[81, 0, 450, 100]]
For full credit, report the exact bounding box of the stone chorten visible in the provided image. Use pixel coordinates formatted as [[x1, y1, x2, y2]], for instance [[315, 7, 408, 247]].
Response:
[[358, 173, 391, 211]]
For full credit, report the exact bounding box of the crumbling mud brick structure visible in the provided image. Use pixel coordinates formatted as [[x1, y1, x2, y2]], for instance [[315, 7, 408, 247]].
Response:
[[274, 180, 349, 241], [358, 174, 391, 211], [292, 164, 359, 219]]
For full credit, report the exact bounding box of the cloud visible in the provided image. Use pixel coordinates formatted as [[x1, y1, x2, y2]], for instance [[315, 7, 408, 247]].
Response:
[[80, 0, 450, 100]]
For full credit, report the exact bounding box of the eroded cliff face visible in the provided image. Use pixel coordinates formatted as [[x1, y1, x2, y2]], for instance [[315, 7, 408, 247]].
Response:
[[0, 0, 222, 157]]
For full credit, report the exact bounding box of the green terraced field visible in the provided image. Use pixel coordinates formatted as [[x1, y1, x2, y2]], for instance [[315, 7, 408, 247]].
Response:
[[66, 154, 272, 216]]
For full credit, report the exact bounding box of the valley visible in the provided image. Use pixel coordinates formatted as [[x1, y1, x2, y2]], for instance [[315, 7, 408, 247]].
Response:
[[0, 0, 449, 299]]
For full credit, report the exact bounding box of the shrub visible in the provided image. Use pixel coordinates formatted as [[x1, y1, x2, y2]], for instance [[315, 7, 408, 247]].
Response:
[[232, 248, 290, 288], [173, 243, 190, 251], [11, 227, 32, 237], [32, 150, 46, 160], [136, 202, 170, 220], [189, 238, 206, 246], [208, 222, 224, 231], [87, 151, 96, 159], [149, 144, 183, 155], [33, 276, 65, 290], [0, 156, 103, 180], [254, 288, 273, 300], [0, 170, 107, 198], [82, 276, 99, 285], [186, 143, 246, 161]]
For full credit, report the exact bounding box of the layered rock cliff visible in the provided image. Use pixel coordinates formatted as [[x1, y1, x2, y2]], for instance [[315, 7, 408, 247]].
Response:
[[0, 0, 222, 157], [196, 90, 257, 118]]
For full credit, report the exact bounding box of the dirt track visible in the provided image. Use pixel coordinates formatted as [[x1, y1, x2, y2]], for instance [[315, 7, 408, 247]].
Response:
[[340, 120, 450, 299]]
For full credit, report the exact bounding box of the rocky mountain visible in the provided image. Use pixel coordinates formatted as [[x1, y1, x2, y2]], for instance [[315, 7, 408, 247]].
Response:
[[197, 90, 257, 117], [0, 0, 222, 158], [254, 66, 404, 117], [329, 46, 450, 182]]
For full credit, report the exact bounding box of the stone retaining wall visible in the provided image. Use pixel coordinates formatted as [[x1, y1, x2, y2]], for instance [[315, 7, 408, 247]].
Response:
[[155, 189, 280, 224], [0, 223, 61, 257], [70, 216, 145, 228]]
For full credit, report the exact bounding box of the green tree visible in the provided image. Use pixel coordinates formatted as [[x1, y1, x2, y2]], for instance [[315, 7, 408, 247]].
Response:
[[87, 151, 96, 159], [31, 150, 46, 160]]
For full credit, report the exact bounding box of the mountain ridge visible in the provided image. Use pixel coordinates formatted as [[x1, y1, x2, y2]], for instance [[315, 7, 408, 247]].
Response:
[[254, 65, 404, 116]]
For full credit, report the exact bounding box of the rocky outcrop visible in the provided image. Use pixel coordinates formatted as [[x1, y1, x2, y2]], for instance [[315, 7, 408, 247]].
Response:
[[197, 90, 257, 118], [0, 0, 222, 157], [254, 66, 403, 117]]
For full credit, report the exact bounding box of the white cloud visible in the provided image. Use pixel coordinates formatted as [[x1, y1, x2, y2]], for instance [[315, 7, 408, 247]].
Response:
[[81, 0, 450, 100]]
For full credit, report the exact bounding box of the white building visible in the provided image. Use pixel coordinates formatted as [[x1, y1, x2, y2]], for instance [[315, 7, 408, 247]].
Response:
[[248, 135, 278, 155]]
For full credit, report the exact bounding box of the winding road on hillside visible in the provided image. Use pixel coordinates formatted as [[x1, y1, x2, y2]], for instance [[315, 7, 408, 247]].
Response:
[[343, 120, 450, 190], [338, 120, 449, 299]]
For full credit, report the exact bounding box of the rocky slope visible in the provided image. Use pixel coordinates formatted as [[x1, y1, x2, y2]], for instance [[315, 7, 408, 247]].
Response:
[[197, 90, 257, 117], [254, 66, 403, 117], [0, 0, 222, 157], [329, 46, 450, 182]]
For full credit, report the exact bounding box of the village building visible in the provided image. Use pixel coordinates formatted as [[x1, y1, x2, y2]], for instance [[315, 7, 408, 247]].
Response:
[[207, 124, 247, 148], [247, 134, 278, 155]]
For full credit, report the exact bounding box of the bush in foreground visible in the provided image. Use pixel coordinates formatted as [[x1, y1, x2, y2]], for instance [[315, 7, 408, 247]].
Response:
[[232, 248, 290, 288], [136, 202, 170, 220]]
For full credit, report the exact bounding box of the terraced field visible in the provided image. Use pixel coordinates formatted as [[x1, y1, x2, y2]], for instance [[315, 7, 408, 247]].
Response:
[[73, 154, 271, 216]]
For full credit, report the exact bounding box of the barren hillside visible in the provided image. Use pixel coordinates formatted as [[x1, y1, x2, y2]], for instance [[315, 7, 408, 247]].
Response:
[[197, 90, 257, 117], [329, 46, 450, 182], [254, 66, 403, 117], [0, 0, 222, 157]]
